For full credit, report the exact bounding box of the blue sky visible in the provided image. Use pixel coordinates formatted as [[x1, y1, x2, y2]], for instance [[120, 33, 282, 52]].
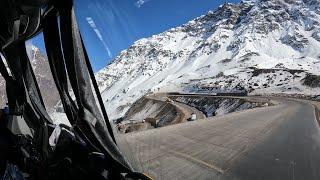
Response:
[[31, 0, 240, 72]]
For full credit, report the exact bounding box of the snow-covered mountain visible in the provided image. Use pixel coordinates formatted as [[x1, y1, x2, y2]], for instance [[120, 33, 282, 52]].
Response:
[[96, 0, 320, 120]]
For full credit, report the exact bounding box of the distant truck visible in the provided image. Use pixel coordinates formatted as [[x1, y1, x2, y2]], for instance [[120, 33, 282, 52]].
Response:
[[165, 97, 174, 103], [188, 113, 197, 121]]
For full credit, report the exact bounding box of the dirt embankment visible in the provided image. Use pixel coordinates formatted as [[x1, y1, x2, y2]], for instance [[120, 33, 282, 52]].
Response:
[[116, 97, 183, 133]]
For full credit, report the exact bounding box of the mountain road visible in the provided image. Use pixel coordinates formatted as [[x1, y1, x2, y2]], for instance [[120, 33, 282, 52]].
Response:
[[117, 96, 320, 180]]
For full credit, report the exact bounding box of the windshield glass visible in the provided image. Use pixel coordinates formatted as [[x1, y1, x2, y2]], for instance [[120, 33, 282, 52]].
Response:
[[22, 0, 320, 179]]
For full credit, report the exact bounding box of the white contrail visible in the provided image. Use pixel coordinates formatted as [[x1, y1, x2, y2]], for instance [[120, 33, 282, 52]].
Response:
[[86, 17, 112, 57], [135, 0, 151, 8]]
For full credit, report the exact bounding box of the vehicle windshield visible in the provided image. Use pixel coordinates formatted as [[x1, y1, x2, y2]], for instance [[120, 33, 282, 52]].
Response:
[[21, 0, 320, 179]]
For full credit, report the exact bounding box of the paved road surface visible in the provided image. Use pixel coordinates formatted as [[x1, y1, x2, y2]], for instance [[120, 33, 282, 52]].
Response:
[[116, 97, 320, 180]]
